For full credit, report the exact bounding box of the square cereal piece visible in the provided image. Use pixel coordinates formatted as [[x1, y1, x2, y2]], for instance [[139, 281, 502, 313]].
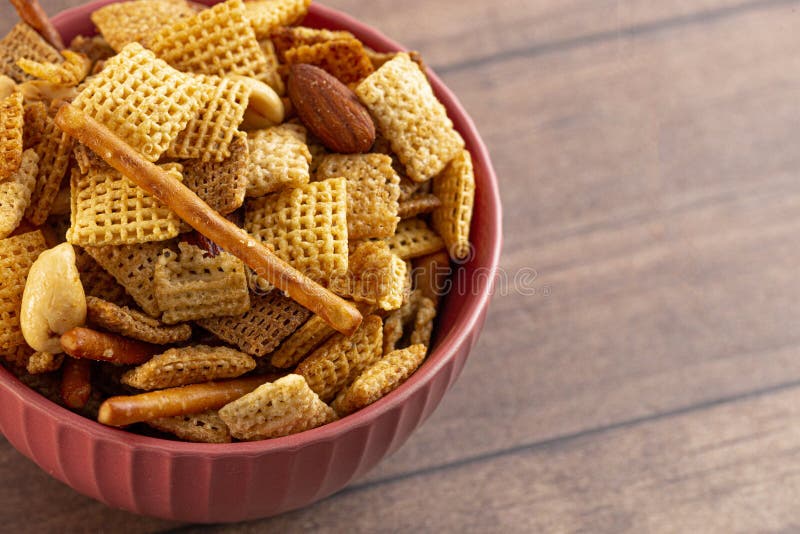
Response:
[[166, 75, 250, 162], [330, 241, 407, 311], [0, 23, 61, 83], [256, 39, 284, 95], [283, 38, 374, 85], [154, 242, 250, 324], [0, 231, 47, 351], [269, 26, 353, 62], [149, 0, 268, 79], [90, 0, 196, 52], [17, 50, 91, 86], [68, 35, 116, 65], [86, 296, 192, 344], [244, 0, 311, 40], [148, 410, 231, 443], [71, 42, 203, 162], [245, 178, 348, 285], [23, 101, 48, 150], [68, 163, 184, 247], [382, 218, 444, 260], [355, 53, 464, 182], [25, 113, 74, 226], [270, 314, 334, 368], [75, 247, 135, 306], [0, 91, 23, 182], [181, 133, 248, 215], [196, 289, 312, 357], [397, 193, 441, 219], [83, 240, 177, 317], [0, 149, 38, 238], [432, 149, 475, 261], [315, 153, 400, 240], [246, 123, 311, 197]]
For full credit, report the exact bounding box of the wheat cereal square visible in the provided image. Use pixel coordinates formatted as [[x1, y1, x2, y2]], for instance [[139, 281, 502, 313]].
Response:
[[244, 0, 311, 40], [270, 26, 353, 61], [147, 410, 231, 443], [90, 0, 196, 52], [0, 91, 23, 182], [0, 231, 47, 351], [432, 149, 475, 261], [246, 124, 311, 197], [181, 133, 248, 215], [0, 23, 61, 82], [25, 114, 74, 226], [283, 38, 374, 85], [0, 149, 38, 238]]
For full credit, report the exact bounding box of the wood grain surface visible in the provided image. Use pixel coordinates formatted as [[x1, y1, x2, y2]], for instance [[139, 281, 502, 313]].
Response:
[[2, 0, 800, 532]]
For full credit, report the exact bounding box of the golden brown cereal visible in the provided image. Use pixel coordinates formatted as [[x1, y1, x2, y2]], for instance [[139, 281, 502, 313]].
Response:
[[0, 149, 38, 238], [149, 0, 268, 79], [256, 39, 284, 95], [154, 242, 250, 324], [26, 351, 63, 374], [68, 35, 115, 65], [397, 176, 420, 201], [245, 178, 348, 285], [432, 149, 475, 261], [332, 344, 426, 416], [90, 0, 196, 52], [25, 114, 74, 226], [410, 295, 436, 347], [0, 91, 23, 182], [283, 39, 374, 86], [147, 410, 232, 443], [331, 241, 407, 311], [68, 163, 184, 247], [86, 296, 192, 344], [121, 345, 256, 390], [245, 124, 311, 197], [355, 53, 464, 182], [196, 289, 312, 357], [17, 50, 90, 86], [166, 75, 250, 162], [1, 344, 34, 368], [83, 240, 177, 317], [383, 218, 445, 260], [71, 42, 203, 162], [398, 193, 441, 219], [0, 23, 61, 83], [296, 315, 383, 402], [219, 373, 336, 440], [180, 133, 248, 215], [244, 0, 311, 40], [316, 154, 400, 240], [22, 101, 47, 150], [0, 231, 47, 351], [270, 314, 335, 369], [72, 143, 107, 174], [75, 247, 135, 306], [382, 289, 428, 354], [270, 26, 353, 62]]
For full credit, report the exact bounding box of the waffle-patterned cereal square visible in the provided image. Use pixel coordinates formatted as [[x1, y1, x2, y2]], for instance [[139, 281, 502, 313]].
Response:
[[246, 124, 311, 197], [167, 75, 250, 162], [316, 154, 400, 240], [83, 240, 176, 317], [219, 373, 336, 440], [398, 193, 441, 219], [283, 38, 374, 85], [149, 0, 268, 79], [270, 26, 353, 62], [270, 314, 334, 368], [0, 23, 61, 82], [245, 178, 348, 285], [181, 133, 248, 215], [148, 410, 231, 443], [383, 218, 445, 260], [71, 42, 203, 162], [355, 53, 464, 182], [0, 231, 47, 351], [25, 113, 74, 226], [86, 296, 192, 344], [154, 242, 250, 324], [196, 289, 312, 357], [245, 0, 311, 40], [75, 247, 135, 306], [17, 50, 91, 86], [68, 164, 184, 247], [0, 91, 23, 182], [331, 241, 407, 311], [90, 0, 196, 52], [432, 149, 475, 261], [0, 149, 38, 238]]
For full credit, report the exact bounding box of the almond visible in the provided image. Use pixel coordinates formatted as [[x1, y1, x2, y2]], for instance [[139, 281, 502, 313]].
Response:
[[288, 64, 375, 154]]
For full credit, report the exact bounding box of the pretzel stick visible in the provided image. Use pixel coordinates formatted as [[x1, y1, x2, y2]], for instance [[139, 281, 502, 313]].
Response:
[[9, 0, 64, 50], [60, 327, 160, 365], [61, 357, 91, 409], [97, 375, 276, 426], [54, 104, 363, 337]]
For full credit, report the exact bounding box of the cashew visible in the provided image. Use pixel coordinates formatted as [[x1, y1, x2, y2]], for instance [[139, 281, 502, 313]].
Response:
[[21, 243, 87, 354], [0, 75, 16, 99], [231, 75, 285, 129]]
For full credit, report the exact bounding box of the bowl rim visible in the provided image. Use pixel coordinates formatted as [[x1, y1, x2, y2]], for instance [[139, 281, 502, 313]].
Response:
[[0, 0, 503, 456]]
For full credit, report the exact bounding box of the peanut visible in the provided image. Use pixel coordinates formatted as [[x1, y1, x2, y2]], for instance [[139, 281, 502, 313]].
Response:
[[231, 75, 285, 129]]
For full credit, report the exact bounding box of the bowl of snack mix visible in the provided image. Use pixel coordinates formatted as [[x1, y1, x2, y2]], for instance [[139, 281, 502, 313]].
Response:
[[0, 0, 501, 522]]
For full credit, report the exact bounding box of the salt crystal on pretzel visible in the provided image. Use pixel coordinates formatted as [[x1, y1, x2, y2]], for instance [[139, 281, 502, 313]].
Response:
[[332, 344, 427, 416], [0, 231, 47, 351], [244, 0, 311, 40], [0, 91, 23, 182], [17, 50, 90, 86], [316, 154, 400, 240], [382, 218, 445, 260], [149, 0, 267, 79], [71, 42, 203, 162], [154, 242, 250, 324], [25, 112, 73, 225], [0, 23, 61, 82], [90, 0, 195, 52], [86, 296, 191, 344], [432, 149, 475, 261], [219, 373, 336, 440], [245, 123, 311, 197], [122, 345, 256, 390], [147, 410, 232, 443], [355, 53, 464, 182], [331, 241, 407, 311], [0, 149, 38, 238], [283, 38, 374, 86], [180, 133, 248, 215]]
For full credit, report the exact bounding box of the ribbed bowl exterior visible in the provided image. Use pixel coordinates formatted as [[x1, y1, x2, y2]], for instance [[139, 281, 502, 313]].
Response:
[[0, 1, 502, 522]]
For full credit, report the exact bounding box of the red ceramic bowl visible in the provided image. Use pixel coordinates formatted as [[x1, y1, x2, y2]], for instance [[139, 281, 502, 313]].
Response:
[[0, 0, 502, 522]]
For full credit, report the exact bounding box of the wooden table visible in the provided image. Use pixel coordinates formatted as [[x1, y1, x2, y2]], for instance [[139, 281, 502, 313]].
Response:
[[3, 0, 800, 531]]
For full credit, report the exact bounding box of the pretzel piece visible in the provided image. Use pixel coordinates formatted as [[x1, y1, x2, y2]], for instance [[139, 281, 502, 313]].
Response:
[[9, 0, 64, 50], [61, 357, 91, 409], [60, 326, 159, 365], [55, 104, 362, 336]]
